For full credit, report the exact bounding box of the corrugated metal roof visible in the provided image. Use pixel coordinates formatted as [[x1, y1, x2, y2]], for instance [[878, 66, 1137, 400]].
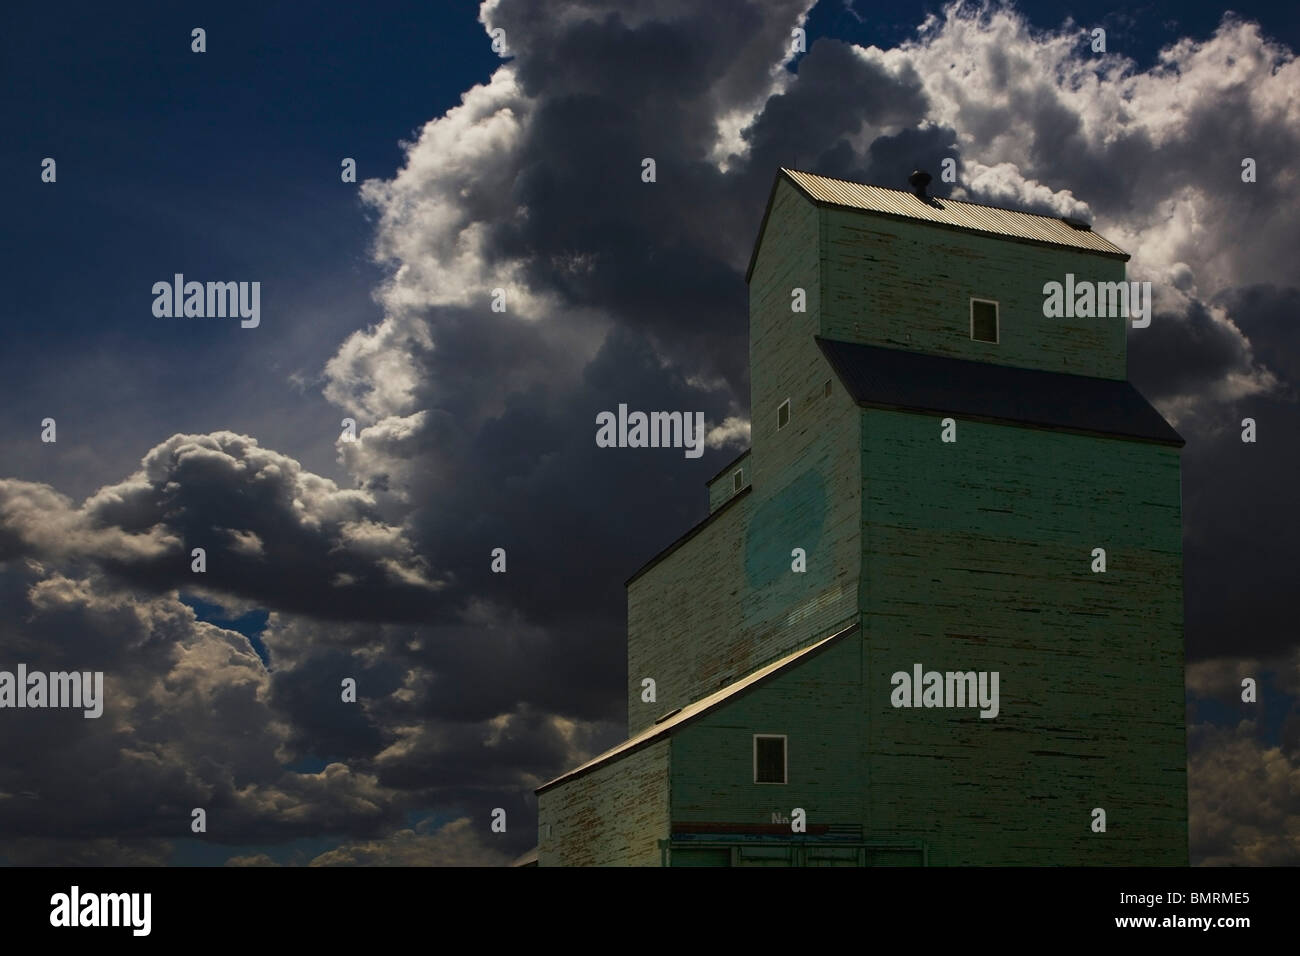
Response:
[[535, 621, 860, 794], [816, 337, 1184, 446], [744, 169, 1128, 281]]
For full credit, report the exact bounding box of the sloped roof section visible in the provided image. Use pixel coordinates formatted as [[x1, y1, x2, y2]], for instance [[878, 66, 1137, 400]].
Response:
[[817, 337, 1184, 446], [536, 621, 860, 794], [746, 169, 1128, 281]]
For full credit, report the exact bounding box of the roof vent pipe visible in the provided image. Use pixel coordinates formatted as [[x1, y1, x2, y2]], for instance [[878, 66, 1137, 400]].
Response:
[[908, 169, 932, 199]]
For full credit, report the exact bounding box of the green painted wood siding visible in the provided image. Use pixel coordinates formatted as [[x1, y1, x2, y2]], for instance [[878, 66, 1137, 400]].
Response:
[[537, 739, 670, 867], [627, 496, 751, 736], [588, 404, 1186, 865], [707, 449, 750, 512], [626, 441, 858, 739], [671, 635, 863, 828], [860, 408, 1186, 864], [819, 208, 1129, 379], [737, 173, 861, 715], [748, 177, 825, 494], [626, 178, 863, 738], [602, 177, 1185, 868]]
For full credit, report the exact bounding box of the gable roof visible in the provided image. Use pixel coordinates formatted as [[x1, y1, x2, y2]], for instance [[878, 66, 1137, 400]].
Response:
[[817, 336, 1184, 447], [746, 168, 1128, 282], [535, 621, 860, 794]]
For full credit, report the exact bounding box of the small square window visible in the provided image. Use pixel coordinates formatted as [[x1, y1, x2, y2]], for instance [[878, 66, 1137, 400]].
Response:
[[971, 298, 998, 343], [777, 398, 791, 431], [754, 734, 787, 784], [733, 469, 743, 492]]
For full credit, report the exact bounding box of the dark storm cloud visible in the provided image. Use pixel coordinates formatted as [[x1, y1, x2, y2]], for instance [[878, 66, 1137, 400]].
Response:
[[268, 645, 397, 762], [1129, 299, 1260, 406], [0, 563, 408, 853], [1126, 285, 1297, 665], [0, 432, 448, 624], [495, 0, 813, 109], [1219, 284, 1300, 389], [419, 326, 733, 621], [742, 37, 937, 184], [261, 325, 737, 786], [335, 315, 745, 630], [473, 17, 948, 391], [1181, 396, 1298, 662]]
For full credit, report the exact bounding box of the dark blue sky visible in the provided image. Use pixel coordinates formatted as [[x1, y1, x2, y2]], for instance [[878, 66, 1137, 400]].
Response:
[[3, 2, 502, 499], [4, 0, 1296, 499]]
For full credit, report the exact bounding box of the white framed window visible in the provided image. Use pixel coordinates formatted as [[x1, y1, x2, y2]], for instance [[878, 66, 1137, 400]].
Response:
[[753, 734, 787, 784], [777, 398, 791, 431], [970, 298, 999, 343], [732, 468, 743, 492]]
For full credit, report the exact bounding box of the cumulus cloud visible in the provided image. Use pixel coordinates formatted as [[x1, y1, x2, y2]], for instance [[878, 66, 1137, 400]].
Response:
[[0, 566, 409, 852], [2, 432, 447, 622], [0, 480, 178, 564], [958, 161, 1092, 218], [857, 3, 1299, 423], [706, 416, 751, 449]]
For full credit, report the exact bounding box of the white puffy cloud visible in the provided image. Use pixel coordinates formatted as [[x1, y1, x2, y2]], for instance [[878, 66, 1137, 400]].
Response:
[[706, 416, 751, 450], [848, 4, 1299, 420]]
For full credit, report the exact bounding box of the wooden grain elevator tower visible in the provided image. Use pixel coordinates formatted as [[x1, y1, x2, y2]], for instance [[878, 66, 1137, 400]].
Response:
[[534, 168, 1187, 866]]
